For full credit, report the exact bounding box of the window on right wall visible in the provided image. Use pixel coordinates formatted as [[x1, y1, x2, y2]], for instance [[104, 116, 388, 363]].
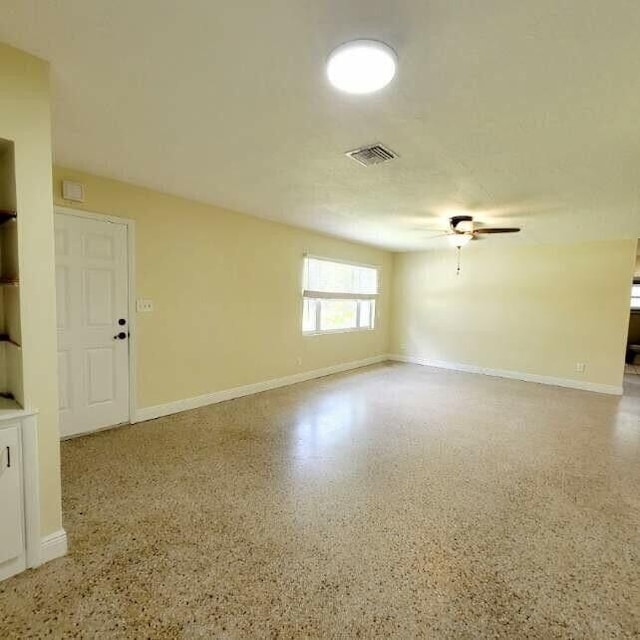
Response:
[[302, 256, 379, 334], [631, 280, 640, 312]]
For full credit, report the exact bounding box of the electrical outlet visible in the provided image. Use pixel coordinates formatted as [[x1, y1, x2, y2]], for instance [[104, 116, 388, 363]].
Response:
[[576, 362, 586, 373], [136, 298, 153, 313]]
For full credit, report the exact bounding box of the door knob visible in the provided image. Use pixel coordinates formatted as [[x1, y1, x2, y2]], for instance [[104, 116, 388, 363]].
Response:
[[113, 331, 127, 340], [118, 318, 127, 326]]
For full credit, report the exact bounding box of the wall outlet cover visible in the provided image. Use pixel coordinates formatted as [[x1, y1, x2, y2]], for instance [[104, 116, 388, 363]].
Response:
[[136, 298, 153, 313]]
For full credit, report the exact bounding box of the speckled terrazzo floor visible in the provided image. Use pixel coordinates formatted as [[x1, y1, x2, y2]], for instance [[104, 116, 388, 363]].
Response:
[[2, 363, 640, 639]]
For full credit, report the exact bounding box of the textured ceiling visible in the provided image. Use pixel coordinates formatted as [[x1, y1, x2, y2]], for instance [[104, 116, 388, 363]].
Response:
[[1, 0, 640, 250]]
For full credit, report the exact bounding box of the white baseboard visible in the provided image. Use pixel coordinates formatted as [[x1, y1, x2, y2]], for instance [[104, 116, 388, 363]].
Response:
[[0, 555, 25, 582], [134, 355, 389, 422], [39, 529, 68, 565], [390, 354, 623, 396]]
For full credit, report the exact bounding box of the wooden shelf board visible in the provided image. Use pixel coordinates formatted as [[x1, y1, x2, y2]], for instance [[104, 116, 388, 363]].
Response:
[[0, 335, 21, 347], [0, 396, 21, 412]]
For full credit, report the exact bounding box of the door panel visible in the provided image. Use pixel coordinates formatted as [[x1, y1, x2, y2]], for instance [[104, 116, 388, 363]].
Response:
[[55, 265, 70, 329], [57, 350, 72, 412], [84, 269, 114, 326], [86, 348, 115, 405], [83, 233, 114, 260], [55, 213, 130, 437]]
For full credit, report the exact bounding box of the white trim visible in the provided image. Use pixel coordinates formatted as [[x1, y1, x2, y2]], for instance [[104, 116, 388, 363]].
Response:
[[126, 219, 137, 424], [39, 529, 68, 564], [54, 206, 137, 428], [303, 290, 378, 300], [0, 555, 25, 582], [134, 355, 388, 422], [303, 326, 375, 337], [21, 413, 41, 568], [303, 253, 381, 270], [390, 354, 623, 396]]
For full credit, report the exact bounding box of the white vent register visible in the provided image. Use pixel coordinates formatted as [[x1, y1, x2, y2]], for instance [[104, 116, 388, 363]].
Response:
[[345, 143, 398, 167], [62, 180, 85, 203]]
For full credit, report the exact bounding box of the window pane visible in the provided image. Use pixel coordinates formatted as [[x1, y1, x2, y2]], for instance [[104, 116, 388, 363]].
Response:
[[632, 297, 640, 310], [305, 258, 378, 295], [302, 299, 317, 332], [358, 299, 375, 328], [319, 299, 357, 331], [632, 284, 640, 297]]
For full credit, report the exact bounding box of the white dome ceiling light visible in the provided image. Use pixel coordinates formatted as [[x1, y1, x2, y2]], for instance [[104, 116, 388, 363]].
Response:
[[449, 232, 473, 248], [326, 40, 397, 94]]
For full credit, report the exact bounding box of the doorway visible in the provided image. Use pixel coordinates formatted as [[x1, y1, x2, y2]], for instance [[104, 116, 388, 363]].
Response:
[[624, 239, 640, 387], [54, 208, 135, 438]]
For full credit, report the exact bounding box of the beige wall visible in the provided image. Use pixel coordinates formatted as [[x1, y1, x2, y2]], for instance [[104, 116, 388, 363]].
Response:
[[53, 167, 392, 410], [391, 239, 636, 389], [0, 45, 61, 535]]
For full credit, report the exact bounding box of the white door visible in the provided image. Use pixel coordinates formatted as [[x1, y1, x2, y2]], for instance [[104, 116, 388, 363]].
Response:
[[55, 213, 130, 437]]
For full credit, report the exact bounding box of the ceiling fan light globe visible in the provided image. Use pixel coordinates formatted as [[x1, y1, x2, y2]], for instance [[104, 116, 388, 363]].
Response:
[[450, 233, 473, 248]]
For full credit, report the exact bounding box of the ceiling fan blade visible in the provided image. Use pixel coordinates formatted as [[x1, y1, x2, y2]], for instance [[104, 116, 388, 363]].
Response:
[[473, 227, 521, 234], [423, 232, 452, 239]]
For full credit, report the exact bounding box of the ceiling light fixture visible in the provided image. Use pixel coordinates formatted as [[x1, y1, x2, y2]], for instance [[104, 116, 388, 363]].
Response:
[[449, 233, 473, 248], [326, 40, 397, 94]]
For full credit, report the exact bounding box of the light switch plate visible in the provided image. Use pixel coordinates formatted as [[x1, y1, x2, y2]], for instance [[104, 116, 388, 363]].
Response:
[[136, 298, 153, 312]]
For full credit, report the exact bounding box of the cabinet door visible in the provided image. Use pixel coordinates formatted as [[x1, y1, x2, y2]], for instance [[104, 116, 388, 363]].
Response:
[[0, 425, 23, 565]]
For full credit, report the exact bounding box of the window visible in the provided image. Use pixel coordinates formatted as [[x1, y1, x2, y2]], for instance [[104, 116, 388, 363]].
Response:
[[632, 280, 640, 312], [302, 256, 379, 334]]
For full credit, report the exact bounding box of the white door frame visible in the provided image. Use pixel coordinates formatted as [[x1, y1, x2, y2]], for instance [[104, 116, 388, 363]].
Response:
[[54, 206, 137, 428]]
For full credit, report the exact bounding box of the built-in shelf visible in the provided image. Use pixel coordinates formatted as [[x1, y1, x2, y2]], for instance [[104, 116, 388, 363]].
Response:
[[0, 210, 16, 224], [0, 142, 23, 409], [0, 335, 21, 348], [0, 396, 21, 414]]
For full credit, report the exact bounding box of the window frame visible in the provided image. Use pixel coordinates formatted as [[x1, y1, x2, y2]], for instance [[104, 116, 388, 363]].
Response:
[[631, 278, 640, 314], [301, 255, 380, 336]]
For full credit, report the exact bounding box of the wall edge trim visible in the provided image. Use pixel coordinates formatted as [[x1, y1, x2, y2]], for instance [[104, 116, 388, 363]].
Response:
[[134, 355, 390, 422], [389, 354, 623, 396]]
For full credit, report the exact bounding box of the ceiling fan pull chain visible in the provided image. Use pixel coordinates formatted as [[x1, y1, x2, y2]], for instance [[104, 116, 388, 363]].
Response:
[[456, 247, 461, 276]]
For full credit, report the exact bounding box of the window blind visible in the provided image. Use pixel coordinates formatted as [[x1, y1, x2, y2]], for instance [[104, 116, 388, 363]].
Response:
[[303, 257, 379, 299]]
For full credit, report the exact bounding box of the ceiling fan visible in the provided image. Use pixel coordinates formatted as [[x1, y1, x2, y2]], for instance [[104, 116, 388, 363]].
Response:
[[426, 215, 521, 275], [431, 215, 521, 246]]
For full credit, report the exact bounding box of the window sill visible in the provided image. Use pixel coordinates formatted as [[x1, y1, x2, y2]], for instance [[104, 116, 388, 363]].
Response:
[[303, 327, 375, 337]]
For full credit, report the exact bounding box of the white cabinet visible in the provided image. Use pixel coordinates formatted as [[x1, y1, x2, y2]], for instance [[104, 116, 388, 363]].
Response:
[[1, 104, 42, 583], [0, 424, 23, 565], [0, 410, 39, 582]]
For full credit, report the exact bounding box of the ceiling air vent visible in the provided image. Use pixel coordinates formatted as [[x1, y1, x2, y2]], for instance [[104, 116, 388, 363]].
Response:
[[345, 143, 398, 167]]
